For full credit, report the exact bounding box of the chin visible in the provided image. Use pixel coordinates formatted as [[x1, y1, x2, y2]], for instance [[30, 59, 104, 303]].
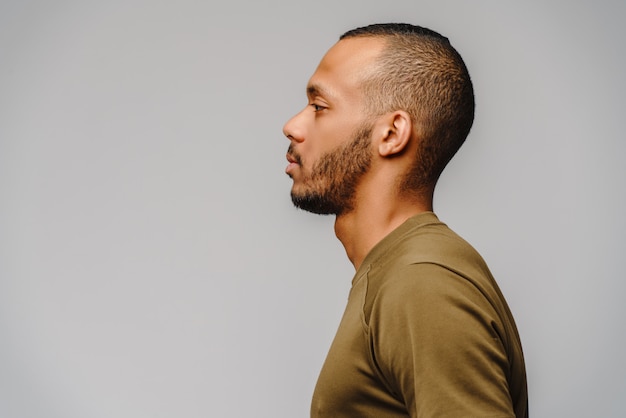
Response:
[[291, 191, 351, 216]]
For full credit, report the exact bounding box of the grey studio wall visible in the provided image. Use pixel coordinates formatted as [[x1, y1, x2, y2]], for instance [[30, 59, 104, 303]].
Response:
[[1, 1, 624, 417]]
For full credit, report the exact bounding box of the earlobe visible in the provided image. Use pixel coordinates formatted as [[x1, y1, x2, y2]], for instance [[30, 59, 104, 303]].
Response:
[[377, 111, 413, 157]]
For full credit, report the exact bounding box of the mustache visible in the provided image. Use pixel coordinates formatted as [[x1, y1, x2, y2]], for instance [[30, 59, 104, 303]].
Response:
[[287, 144, 302, 165]]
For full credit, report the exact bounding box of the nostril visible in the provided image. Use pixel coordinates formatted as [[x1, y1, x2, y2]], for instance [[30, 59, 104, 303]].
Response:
[[283, 126, 294, 140]]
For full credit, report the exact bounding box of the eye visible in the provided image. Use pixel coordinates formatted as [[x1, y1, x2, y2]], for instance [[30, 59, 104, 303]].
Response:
[[310, 103, 326, 112]]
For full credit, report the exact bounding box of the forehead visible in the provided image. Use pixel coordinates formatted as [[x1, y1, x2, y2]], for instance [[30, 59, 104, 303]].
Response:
[[307, 37, 386, 100]]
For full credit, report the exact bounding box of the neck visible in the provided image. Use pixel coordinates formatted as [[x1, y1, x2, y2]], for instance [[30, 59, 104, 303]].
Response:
[[334, 191, 432, 271]]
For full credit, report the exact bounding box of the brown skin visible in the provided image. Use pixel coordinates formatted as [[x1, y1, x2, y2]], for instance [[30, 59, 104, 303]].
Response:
[[283, 37, 433, 270]]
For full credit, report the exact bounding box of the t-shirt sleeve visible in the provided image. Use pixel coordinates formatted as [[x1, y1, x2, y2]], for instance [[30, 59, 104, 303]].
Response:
[[368, 262, 516, 418]]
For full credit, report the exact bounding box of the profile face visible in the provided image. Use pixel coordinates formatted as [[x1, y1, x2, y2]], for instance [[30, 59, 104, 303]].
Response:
[[283, 37, 385, 214]]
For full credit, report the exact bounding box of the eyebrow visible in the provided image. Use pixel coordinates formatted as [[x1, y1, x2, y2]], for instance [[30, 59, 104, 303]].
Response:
[[306, 83, 333, 99]]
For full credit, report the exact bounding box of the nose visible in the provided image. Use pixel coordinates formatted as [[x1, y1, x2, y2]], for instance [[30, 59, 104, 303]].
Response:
[[282, 110, 305, 143]]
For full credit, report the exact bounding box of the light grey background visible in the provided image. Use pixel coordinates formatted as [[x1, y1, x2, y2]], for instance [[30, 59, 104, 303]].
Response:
[[1, 1, 624, 417]]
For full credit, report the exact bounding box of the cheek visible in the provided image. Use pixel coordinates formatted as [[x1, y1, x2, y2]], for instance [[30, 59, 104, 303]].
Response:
[[310, 124, 352, 154]]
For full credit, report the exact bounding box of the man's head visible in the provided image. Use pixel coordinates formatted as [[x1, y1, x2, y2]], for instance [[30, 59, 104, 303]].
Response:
[[284, 23, 474, 214]]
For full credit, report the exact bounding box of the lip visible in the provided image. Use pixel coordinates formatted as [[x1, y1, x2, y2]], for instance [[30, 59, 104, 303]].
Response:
[[285, 153, 299, 174]]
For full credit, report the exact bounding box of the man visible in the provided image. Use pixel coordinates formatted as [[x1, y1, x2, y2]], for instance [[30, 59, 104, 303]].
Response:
[[283, 23, 528, 417]]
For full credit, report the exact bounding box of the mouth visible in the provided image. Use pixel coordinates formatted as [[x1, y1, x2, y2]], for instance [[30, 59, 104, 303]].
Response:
[[285, 149, 301, 175]]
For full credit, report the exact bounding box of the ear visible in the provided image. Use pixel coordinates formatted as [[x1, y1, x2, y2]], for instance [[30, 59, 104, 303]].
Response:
[[374, 111, 413, 158]]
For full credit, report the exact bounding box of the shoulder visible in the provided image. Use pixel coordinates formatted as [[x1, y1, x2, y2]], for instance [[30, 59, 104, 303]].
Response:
[[361, 220, 506, 332], [370, 262, 499, 326], [364, 220, 496, 306], [391, 220, 487, 271]]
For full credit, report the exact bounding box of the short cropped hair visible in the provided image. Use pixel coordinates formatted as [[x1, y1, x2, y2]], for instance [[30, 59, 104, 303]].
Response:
[[340, 23, 475, 192]]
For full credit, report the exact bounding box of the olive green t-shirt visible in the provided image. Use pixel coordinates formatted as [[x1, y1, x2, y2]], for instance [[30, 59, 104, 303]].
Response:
[[311, 212, 527, 417]]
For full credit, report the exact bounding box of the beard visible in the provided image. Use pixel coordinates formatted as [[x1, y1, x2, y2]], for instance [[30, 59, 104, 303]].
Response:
[[289, 123, 373, 216]]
